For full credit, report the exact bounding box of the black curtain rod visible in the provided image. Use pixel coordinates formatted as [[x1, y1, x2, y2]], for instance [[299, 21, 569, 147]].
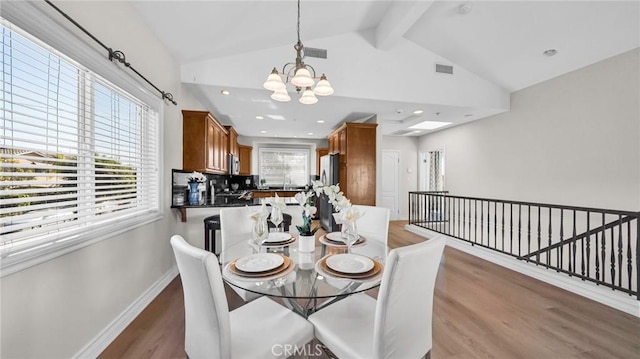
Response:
[[44, 0, 177, 106]]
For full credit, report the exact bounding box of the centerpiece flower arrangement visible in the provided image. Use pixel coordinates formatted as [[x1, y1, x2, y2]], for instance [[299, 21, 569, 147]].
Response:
[[186, 171, 206, 205], [187, 171, 206, 184], [290, 181, 363, 251]]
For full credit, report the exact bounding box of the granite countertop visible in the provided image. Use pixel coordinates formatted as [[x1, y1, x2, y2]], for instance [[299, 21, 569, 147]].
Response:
[[172, 195, 299, 208]]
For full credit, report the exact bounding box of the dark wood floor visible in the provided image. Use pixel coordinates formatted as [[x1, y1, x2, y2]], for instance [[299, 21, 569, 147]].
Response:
[[100, 221, 640, 358]]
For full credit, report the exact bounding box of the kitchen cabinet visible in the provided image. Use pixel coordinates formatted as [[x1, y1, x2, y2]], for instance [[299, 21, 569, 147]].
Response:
[[225, 126, 239, 158], [327, 122, 377, 206], [239, 144, 252, 175], [182, 110, 229, 174]]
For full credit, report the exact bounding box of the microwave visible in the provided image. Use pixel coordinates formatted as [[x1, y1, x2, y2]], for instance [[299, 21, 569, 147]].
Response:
[[228, 154, 240, 175]]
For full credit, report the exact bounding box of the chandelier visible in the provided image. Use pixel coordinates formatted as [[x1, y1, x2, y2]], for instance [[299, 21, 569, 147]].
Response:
[[262, 0, 334, 105]]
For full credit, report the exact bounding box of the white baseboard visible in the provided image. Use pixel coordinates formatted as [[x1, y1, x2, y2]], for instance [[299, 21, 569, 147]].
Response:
[[74, 266, 179, 358], [405, 225, 640, 318]]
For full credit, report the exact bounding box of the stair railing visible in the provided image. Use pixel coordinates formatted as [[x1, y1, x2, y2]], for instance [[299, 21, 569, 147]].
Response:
[[408, 192, 639, 299]]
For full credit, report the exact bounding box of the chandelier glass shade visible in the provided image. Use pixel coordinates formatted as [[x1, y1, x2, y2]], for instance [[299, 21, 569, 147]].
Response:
[[262, 0, 333, 104]]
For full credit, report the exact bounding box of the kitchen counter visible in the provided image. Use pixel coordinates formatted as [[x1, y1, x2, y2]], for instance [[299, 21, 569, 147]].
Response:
[[172, 194, 299, 222]]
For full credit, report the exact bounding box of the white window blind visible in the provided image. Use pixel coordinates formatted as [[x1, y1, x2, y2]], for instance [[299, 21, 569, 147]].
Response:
[[0, 19, 159, 258], [258, 147, 309, 187]]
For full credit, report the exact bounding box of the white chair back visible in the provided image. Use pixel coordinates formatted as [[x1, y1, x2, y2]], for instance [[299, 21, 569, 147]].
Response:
[[220, 206, 253, 250], [373, 237, 446, 358], [170, 235, 231, 358], [352, 205, 390, 245]]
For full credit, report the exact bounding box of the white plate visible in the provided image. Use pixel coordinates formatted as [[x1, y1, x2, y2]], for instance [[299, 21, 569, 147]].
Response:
[[235, 253, 284, 273], [326, 232, 360, 242], [326, 254, 374, 274], [263, 232, 292, 243]]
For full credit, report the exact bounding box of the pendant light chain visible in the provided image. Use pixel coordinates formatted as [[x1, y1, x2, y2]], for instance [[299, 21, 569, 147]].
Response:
[[262, 0, 334, 104]]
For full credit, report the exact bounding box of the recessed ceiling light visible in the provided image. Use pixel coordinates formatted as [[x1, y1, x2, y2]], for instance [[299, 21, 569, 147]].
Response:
[[413, 130, 422, 133], [221, 90, 230, 95], [307, 132, 314, 135], [267, 114, 286, 121], [409, 121, 452, 130], [260, 130, 267, 133], [543, 49, 557, 57], [256, 116, 264, 120], [413, 110, 424, 115], [317, 120, 325, 123]]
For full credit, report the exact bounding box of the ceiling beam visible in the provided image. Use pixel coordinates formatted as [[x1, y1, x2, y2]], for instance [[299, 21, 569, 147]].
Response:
[[375, 1, 434, 50]]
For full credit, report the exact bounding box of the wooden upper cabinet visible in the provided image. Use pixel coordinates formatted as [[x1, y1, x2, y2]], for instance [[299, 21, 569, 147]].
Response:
[[225, 126, 239, 158], [327, 122, 377, 206], [239, 144, 253, 175], [182, 110, 229, 174]]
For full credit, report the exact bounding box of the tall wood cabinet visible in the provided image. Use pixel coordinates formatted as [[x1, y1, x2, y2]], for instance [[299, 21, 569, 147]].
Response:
[[328, 122, 378, 206], [238, 144, 252, 175], [182, 110, 229, 174]]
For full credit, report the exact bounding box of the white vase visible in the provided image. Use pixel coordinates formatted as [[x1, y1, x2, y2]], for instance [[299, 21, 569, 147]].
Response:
[[298, 235, 315, 252]]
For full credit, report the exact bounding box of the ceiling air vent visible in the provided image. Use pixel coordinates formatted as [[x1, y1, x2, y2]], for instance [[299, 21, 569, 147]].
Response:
[[435, 64, 453, 74], [304, 47, 327, 59]]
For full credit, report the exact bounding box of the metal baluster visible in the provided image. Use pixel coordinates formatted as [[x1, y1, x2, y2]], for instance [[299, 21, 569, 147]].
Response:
[[559, 209, 564, 272], [479, 200, 483, 245], [626, 220, 632, 293], [527, 205, 531, 262], [518, 204, 522, 257], [610, 225, 615, 288], [617, 215, 623, 288], [547, 208, 552, 268], [571, 210, 576, 275], [585, 212, 590, 277], [502, 202, 505, 251], [601, 213, 606, 282], [494, 202, 498, 250], [595, 217, 601, 281], [537, 206, 541, 264], [510, 203, 514, 255]]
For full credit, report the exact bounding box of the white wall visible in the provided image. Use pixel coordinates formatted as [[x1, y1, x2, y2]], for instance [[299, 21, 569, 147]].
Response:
[[379, 136, 419, 220], [418, 48, 640, 212], [0, 2, 205, 358]]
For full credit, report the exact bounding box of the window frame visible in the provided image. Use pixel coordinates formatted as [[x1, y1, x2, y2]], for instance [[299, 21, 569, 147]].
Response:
[[258, 146, 310, 187], [0, 4, 164, 276]]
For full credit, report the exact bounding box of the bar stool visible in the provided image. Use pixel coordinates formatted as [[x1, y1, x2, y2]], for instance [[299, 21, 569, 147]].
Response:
[[203, 215, 220, 254]]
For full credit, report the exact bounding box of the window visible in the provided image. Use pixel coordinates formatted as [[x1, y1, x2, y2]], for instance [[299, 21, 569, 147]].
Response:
[[258, 147, 309, 187], [0, 19, 160, 264]]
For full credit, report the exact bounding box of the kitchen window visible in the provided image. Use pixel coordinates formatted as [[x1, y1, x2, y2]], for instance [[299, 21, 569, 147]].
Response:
[[258, 147, 309, 187], [0, 18, 160, 271]]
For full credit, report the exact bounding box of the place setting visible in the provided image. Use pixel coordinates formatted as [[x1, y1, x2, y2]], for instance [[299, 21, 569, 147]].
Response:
[[224, 252, 295, 281], [315, 253, 383, 281], [319, 232, 367, 248], [259, 232, 297, 247]]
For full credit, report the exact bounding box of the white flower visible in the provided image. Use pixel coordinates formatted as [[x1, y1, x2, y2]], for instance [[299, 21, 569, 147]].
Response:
[[303, 204, 317, 218], [341, 206, 363, 222]]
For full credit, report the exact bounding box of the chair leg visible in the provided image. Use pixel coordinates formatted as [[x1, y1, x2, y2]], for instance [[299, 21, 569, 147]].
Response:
[[422, 349, 431, 359]]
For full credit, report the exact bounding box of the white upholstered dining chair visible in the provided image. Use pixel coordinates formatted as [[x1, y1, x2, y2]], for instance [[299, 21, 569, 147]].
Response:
[[170, 235, 314, 359], [309, 236, 446, 359], [219, 206, 262, 302], [352, 205, 391, 246]]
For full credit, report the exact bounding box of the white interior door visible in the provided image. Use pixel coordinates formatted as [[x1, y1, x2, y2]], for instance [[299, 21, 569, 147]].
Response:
[[418, 151, 428, 191], [381, 150, 400, 220]]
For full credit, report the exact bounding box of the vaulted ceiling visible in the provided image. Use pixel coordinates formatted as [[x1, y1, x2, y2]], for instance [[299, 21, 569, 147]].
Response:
[[130, 0, 639, 139]]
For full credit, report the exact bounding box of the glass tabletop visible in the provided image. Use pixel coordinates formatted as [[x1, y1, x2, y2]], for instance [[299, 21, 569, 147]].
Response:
[[219, 232, 388, 301]]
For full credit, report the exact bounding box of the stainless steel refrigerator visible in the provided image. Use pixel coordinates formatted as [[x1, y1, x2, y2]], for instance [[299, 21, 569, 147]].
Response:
[[319, 153, 340, 232]]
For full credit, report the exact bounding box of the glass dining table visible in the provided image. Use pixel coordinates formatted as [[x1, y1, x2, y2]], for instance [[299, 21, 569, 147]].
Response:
[[219, 232, 388, 317]]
